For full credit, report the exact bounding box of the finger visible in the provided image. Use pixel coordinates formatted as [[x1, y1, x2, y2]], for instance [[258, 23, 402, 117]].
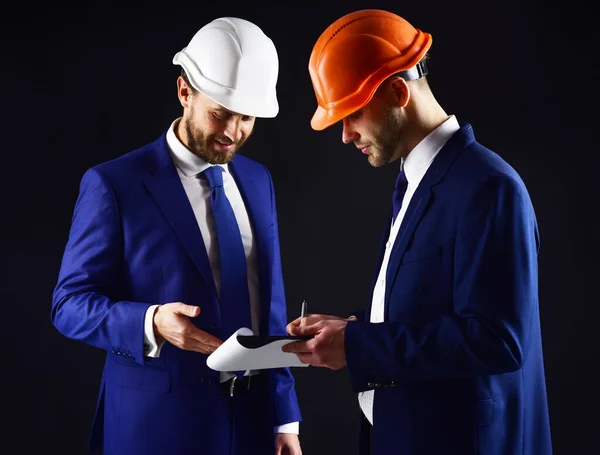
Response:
[[286, 321, 299, 335], [282, 344, 313, 364], [287, 317, 302, 327], [281, 341, 311, 354], [174, 302, 200, 318], [299, 312, 324, 328], [192, 341, 219, 354], [176, 336, 219, 354], [287, 323, 304, 335], [288, 313, 321, 327], [197, 332, 223, 349], [188, 327, 223, 349], [290, 320, 322, 337], [295, 352, 313, 365]]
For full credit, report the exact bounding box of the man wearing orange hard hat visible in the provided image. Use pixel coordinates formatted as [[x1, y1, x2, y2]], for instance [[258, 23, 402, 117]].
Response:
[[283, 9, 552, 455]]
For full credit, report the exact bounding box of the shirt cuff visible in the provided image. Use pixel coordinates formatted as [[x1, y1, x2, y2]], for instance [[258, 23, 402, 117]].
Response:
[[143, 304, 164, 357], [274, 421, 299, 434]]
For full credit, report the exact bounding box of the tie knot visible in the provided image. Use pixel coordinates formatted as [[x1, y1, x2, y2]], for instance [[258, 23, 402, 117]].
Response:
[[392, 170, 408, 222], [394, 170, 407, 189], [203, 165, 224, 189]]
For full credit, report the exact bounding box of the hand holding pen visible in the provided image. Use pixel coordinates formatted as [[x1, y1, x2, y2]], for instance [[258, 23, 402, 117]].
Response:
[[283, 301, 351, 370], [288, 300, 348, 333]]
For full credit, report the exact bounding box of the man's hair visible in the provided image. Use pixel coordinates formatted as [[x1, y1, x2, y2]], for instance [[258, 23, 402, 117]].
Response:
[[180, 69, 198, 93]]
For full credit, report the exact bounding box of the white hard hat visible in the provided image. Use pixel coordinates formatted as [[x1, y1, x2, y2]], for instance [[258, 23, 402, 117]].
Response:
[[173, 17, 279, 118]]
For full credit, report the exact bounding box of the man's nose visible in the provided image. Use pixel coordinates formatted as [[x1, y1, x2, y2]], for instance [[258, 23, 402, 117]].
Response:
[[341, 119, 359, 144], [223, 117, 242, 143]]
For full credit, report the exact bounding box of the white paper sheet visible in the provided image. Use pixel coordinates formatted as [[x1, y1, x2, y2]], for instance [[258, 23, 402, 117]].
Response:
[[206, 327, 309, 371]]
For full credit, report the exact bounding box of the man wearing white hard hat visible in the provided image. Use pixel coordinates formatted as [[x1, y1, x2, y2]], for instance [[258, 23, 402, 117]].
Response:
[[51, 17, 302, 455]]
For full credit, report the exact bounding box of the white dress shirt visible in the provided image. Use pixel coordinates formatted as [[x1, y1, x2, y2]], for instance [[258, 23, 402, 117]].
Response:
[[358, 115, 460, 425], [143, 118, 298, 434]]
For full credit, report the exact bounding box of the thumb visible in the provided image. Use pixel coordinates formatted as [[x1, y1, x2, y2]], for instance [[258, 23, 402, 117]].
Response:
[[290, 324, 308, 336], [174, 303, 200, 318], [286, 324, 297, 336]]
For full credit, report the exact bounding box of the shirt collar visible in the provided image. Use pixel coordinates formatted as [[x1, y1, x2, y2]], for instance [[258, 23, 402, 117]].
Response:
[[401, 115, 460, 185], [166, 118, 229, 177]]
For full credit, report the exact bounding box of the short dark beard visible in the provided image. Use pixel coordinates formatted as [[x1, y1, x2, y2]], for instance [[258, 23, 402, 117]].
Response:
[[369, 105, 402, 167], [183, 116, 250, 164]]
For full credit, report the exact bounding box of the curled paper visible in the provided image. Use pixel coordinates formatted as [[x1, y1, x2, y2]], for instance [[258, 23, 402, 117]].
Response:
[[207, 327, 311, 371]]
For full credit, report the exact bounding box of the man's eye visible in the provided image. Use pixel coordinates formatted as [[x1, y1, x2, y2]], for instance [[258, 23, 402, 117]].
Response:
[[213, 112, 229, 120]]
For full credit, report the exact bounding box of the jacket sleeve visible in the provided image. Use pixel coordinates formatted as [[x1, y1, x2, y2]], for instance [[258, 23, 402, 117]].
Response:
[[51, 167, 151, 365], [262, 167, 302, 427], [345, 174, 540, 390]]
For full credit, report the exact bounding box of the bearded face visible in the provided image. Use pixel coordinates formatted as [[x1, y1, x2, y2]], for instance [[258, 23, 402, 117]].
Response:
[[182, 113, 253, 164], [178, 86, 256, 164]]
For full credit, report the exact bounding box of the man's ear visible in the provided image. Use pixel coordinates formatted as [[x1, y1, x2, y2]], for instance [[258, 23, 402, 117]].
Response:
[[177, 76, 192, 108], [390, 77, 410, 108]]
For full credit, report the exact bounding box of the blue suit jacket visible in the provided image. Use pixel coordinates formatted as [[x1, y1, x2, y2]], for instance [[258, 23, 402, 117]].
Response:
[[51, 132, 301, 455], [345, 124, 552, 455]]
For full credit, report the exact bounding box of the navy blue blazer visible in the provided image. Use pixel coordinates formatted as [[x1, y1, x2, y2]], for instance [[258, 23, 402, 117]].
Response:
[[345, 124, 552, 454], [51, 131, 301, 455]]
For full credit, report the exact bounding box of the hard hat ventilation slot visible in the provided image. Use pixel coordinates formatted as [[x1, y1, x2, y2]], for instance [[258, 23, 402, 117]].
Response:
[[217, 18, 238, 32], [330, 18, 360, 40]]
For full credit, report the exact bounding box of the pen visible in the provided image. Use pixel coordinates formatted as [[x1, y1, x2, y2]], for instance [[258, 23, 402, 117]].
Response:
[[300, 300, 307, 320]]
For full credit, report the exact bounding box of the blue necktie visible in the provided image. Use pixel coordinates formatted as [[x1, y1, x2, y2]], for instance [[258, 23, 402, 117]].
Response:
[[202, 166, 252, 341], [392, 169, 408, 223]]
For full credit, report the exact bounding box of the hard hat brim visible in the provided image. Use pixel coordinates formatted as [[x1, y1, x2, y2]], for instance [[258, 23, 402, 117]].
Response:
[[310, 105, 344, 131], [310, 83, 379, 131]]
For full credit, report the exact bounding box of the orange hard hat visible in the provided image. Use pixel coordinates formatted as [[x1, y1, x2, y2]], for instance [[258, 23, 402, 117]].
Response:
[[308, 9, 432, 131]]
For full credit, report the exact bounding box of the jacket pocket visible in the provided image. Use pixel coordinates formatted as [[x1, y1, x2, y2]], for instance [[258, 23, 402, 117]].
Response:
[[113, 359, 171, 393]]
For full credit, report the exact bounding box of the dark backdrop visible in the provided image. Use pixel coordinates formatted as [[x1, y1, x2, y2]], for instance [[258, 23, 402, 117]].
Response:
[[1, 1, 597, 454]]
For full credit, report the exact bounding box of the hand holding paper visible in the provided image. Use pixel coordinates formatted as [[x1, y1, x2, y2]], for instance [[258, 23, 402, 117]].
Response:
[[206, 328, 311, 372], [283, 313, 354, 370]]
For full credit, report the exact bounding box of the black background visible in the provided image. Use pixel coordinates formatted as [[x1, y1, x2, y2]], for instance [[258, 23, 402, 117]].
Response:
[[1, 1, 597, 454]]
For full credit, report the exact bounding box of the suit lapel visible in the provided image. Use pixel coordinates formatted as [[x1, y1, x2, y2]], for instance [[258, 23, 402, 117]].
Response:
[[384, 187, 431, 313], [142, 133, 218, 298], [229, 158, 272, 246], [229, 157, 274, 322], [383, 123, 476, 318]]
